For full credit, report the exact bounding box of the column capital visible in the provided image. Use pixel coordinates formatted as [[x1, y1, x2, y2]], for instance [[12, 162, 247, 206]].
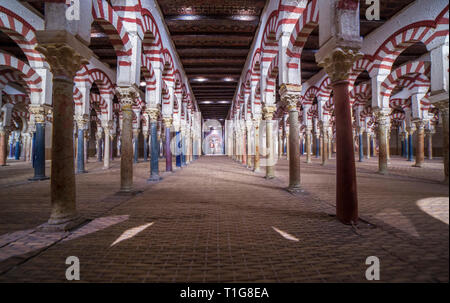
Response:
[[317, 47, 363, 83], [279, 84, 302, 111], [115, 86, 139, 110], [75, 114, 89, 129], [162, 117, 173, 128], [36, 43, 89, 79], [373, 108, 391, 126], [29, 105, 47, 123], [147, 107, 160, 122], [263, 106, 276, 120], [414, 119, 425, 130]]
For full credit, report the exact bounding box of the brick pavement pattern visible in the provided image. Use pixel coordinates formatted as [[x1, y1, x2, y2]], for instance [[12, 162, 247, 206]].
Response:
[[0, 156, 448, 282]]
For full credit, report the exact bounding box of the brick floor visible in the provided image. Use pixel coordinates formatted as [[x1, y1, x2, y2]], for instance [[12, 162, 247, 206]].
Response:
[[0, 155, 448, 282]]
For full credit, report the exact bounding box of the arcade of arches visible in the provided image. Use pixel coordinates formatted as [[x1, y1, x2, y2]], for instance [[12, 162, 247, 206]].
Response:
[[0, 0, 448, 282]]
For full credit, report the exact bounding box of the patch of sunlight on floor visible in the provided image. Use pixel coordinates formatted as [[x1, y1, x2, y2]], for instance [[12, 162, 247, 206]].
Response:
[[272, 226, 299, 242], [416, 197, 449, 225], [374, 208, 420, 238], [110, 222, 154, 247]]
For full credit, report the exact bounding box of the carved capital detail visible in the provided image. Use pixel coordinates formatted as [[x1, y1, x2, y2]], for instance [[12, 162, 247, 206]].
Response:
[[36, 44, 88, 79], [374, 108, 391, 127], [317, 47, 363, 83], [29, 105, 46, 123], [147, 107, 160, 122], [162, 117, 173, 128], [279, 84, 302, 111], [263, 106, 276, 120], [115, 86, 138, 110]]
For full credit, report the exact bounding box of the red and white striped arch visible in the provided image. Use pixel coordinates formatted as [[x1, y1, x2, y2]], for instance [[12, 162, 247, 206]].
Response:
[[73, 86, 83, 108], [0, 52, 42, 94], [141, 9, 163, 67], [350, 83, 371, 107], [0, 6, 45, 68], [90, 93, 108, 116], [380, 61, 431, 106], [260, 11, 279, 62], [92, 0, 132, 67], [89, 68, 115, 99], [286, 0, 319, 59], [0, 69, 29, 95], [371, 6, 449, 76], [303, 86, 318, 105]]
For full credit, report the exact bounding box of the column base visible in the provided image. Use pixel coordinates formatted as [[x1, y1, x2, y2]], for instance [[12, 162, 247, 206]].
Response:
[[412, 164, 423, 168], [265, 175, 275, 180], [253, 168, 260, 173], [148, 175, 162, 182], [39, 215, 85, 232], [286, 185, 302, 193], [377, 170, 388, 175], [76, 170, 87, 174], [28, 176, 50, 181]]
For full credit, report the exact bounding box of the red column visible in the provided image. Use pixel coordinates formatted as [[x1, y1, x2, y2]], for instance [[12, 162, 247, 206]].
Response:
[[0, 128, 7, 166], [333, 80, 358, 224]]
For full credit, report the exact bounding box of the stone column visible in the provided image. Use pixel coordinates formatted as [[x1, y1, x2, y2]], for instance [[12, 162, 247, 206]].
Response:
[[264, 106, 276, 179], [103, 124, 112, 169], [143, 133, 149, 162], [320, 122, 328, 166], [413, 120, 425, 167], [163, 117, 173, 172], [435, 101, 449, 183], [253, 119, 261, 172], [426, 129, 433, 160], [0, 126, 8, 166], [36, 41, 90, 228], [365, 131, 371, 159], [84, 130, 89, 164], [246, 121, 253, 168], [176, 129, 182, 168], [148, 108, 161, 181], [96, 128, 103, 162], [305, 128, 312, 164], [115, 87, 138, 192], [407, 127, 414, 162], [76, 115, 87, 173], [133, 128, 139, 163], [28, 105, 48, 180], [318, 48, 361, 224], [280, 85, 301, 191], [374, 110, 390, 174], [387, 130, 391, 160], [358, 128, 364, 162], [315, 133, 320, 158]]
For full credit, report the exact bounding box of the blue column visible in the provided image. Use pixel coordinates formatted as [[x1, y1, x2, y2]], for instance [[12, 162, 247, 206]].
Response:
[[32, 132, 36, 168], [176, 131, 182, 168], [9, 138, 14, 159], [408, 133, 413, 161], [14, 140, 21, 160], [315, 137, 320, 158], [148, 121, 161, 181], [357, 133, 363, 162], [97, 138, 103, 162], [29, 122, 48, 181], [76, 128, 85, 173], [370, 138, 374, 157], [143, 135, 148, 162], [181, 133, 186, 166], [133, 135, 139, 163]]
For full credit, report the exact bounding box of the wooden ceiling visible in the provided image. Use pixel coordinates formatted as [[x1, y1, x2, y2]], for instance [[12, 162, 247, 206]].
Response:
[[156, 0, 267, 120]]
